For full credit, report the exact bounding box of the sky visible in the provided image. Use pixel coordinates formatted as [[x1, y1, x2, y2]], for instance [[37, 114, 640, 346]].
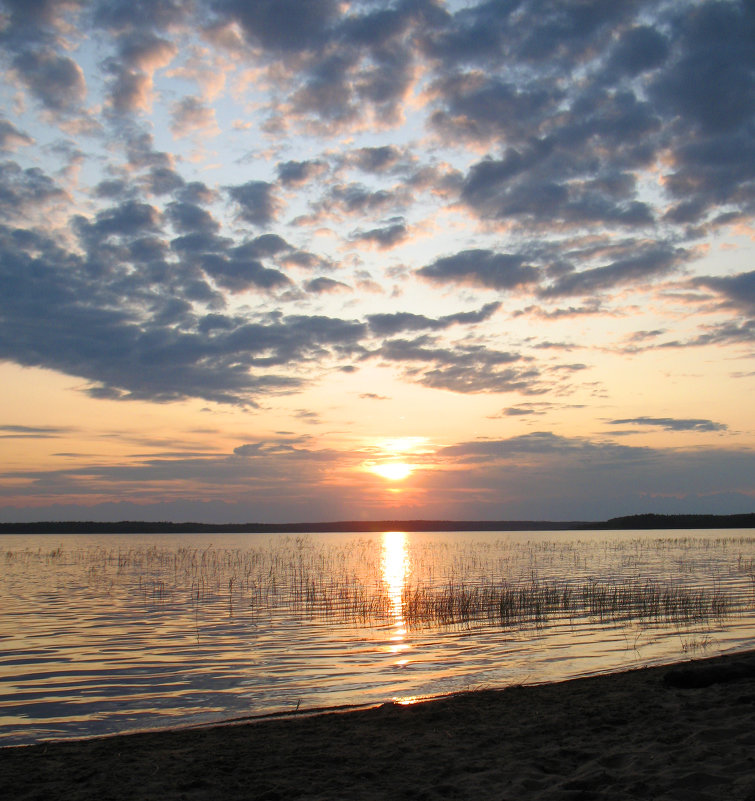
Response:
[[0, 0, 754, 524]]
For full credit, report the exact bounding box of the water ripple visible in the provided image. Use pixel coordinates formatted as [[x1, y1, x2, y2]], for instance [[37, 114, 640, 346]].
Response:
[[2, 529, 754, 745]]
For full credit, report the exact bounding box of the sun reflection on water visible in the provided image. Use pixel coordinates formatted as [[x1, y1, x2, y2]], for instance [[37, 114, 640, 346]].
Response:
[[381, 531, 410, 664]]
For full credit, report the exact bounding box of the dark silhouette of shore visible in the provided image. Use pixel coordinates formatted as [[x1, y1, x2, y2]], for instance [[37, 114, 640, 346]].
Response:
[[0, 512, 753, 534]]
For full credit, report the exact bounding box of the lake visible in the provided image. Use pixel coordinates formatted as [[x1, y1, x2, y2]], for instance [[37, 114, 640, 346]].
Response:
[[2, 528, 754, 746]]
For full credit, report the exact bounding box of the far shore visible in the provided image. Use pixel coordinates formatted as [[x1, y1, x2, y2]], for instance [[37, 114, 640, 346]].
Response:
[[4, 648, 755, 800], [1, 511, 754, 534]]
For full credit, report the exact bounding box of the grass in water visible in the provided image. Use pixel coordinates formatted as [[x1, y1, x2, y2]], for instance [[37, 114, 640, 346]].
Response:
[[3, 534, 753, 631]]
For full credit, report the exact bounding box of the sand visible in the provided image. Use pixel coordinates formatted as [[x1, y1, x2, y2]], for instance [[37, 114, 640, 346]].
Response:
[[3, 650, 755, 800]]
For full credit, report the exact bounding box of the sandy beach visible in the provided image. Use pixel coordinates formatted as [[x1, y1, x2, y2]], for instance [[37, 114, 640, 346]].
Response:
[[2, 650, 755, 800]]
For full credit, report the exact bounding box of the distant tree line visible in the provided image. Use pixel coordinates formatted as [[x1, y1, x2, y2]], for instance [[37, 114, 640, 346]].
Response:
[[0, 513, 753, 534], [580, 513, 755, 530]]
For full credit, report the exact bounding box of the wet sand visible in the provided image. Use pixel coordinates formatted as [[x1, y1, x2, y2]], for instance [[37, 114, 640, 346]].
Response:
[[3, 649, 755, 800]]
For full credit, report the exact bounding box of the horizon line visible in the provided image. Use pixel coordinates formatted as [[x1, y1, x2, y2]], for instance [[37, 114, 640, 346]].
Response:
[[1, 512, 754, 534]]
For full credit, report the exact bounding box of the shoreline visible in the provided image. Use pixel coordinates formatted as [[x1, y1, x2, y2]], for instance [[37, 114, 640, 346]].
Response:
[[2, 512, 754, 534], [4, 649, 755, 800]]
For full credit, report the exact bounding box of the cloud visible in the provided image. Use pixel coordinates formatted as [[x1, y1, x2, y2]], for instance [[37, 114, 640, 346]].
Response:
[[305, 277, 350, 294], [661, 130, 755, 227], [168, 232, 296, 293], [604, 25, 670, 79], [460, 149, 656, 229], [240, 233, 292, 257], [226, 181, 280, 226], [165, 201, 220, 234], [177, 182, 218, 206], [438, 431, 646, 462], [490, 402, 584, 418], [609, 417, 728, 432], [11, 49, 86, 114], [289, 51, 361, 124], [429, 72, 558, 144], [93, 0, 188, 32], [371, 335, 542, 394], [116, 30, 177, 73], [649, 1, 755, 136], [4, 425, 754, 522], [77, 200, 162, 243], [0, 424, 71, 439], [626, 329, 666, 344], [123, 131, 173, 171], [316, 182, 404, 218], [279, 250, 329, 271], [0, 161, 69, 220], [514, 302, 606, 320], [288, 14, 421, 126], [426, 432, 755, 520], [0, 118, 33, 151], [532, 341, 578, 351], [551, 363, 588, 373], [367, 301, 499, 336], [649, 3, 755, 227], [0, 429, 379, 520], [293, 409, 321, 424], [695, 271, 755, 312], [540, 243, 687, 298], [105, 31, 177, 113], [0, 220, 370, 405], [195, 254, 290, 293], [348, 145, 403, 173], [170, 96, 219, 137], [0, 0, 754, 525], [215, 0, 339, 53], [276, 159, 327, 187], [144, 167, 185, 196], [350, 219, 407, 249], [415, 0, 755, 247], [204, 0, 430, 134], [660, 319, 755, 349], [418, 249, 539, 291], [421, 1, 640, 71]]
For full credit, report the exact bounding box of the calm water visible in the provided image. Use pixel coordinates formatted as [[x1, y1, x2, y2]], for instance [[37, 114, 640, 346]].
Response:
[[2, 529, 754, 746]]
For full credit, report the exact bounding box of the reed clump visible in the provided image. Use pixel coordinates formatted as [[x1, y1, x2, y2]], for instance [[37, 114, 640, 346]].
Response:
[[399, 577, 729, 630], [580, 579, 728, 623]]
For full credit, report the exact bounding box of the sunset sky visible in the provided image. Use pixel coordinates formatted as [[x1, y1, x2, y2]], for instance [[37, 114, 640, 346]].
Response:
[[1, 0, 754, 523]]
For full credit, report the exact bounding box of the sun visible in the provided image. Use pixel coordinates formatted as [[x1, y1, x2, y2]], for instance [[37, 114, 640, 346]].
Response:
[[369, 462, 414, 481], [362, 436, 430, 482]]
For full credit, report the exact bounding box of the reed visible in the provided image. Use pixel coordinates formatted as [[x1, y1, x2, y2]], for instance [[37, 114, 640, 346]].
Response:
[[398, 577, 729, 629], [3, 533, 753, 633]]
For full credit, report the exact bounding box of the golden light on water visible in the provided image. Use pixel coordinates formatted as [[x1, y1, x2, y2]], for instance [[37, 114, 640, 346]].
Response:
[[382, 531, 408, 621], [381, 531, 410, 664]]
